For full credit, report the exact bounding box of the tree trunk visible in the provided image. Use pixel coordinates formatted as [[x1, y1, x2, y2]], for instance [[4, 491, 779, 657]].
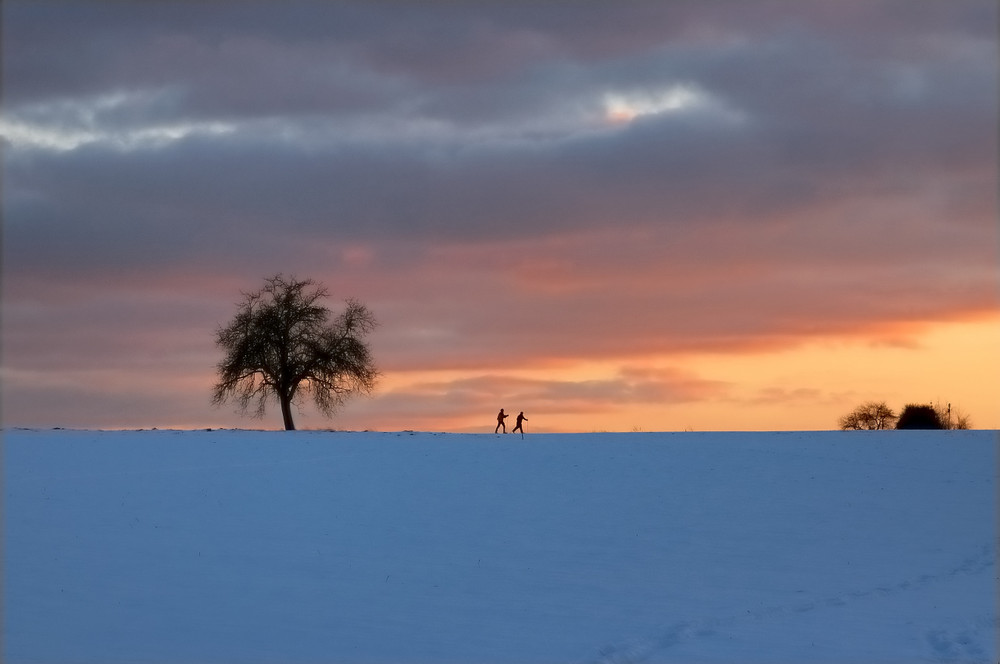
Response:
[[280, 393, 296, 430]]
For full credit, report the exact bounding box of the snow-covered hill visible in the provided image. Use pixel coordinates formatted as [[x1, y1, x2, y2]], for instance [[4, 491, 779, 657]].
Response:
[[4, 429, 996, 663]]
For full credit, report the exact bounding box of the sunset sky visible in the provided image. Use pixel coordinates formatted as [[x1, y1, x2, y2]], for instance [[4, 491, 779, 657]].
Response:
[[2, 1, 997, 433]]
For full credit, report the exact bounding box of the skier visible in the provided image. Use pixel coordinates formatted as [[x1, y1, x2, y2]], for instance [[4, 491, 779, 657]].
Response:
[[512, 411, 527, 435], [495, 408, 509, 434]]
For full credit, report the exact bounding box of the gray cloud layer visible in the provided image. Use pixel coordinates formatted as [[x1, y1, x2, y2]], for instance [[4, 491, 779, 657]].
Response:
[[2, 1, 996, 427]]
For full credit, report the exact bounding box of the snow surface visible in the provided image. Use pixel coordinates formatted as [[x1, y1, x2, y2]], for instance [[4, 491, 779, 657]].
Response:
[[3, 429, 997, 664]]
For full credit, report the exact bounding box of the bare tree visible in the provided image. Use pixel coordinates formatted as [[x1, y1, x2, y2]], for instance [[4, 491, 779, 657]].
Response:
[[838, 401, 897, 430], [213, 274, 378, 430], [950, 411, 973, 430], [932, 401, 973, 430]]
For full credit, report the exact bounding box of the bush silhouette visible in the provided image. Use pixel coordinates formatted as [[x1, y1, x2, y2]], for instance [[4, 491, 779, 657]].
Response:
[[839, 401, 897, 430], [895, 404, 945, 430]]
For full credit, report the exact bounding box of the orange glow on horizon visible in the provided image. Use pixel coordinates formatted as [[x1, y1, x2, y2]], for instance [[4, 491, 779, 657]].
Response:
[[347, 314, 1000, 433], [20, 315, 994, 434]]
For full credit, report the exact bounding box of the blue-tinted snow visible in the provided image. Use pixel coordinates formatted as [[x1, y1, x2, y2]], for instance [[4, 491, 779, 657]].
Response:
[[3, 429, 996, 663]]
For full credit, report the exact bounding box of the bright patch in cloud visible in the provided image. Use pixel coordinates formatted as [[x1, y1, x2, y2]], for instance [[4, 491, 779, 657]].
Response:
[[0, 117, 237, 152], [603, 85, 705, 123], [1, 89, 236, 151]]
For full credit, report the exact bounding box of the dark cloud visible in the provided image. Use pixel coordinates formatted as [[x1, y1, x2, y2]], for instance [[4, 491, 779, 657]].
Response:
[[2, 0, 996, 429]]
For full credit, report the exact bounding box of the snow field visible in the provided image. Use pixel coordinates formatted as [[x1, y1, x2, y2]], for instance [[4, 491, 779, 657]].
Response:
[[3, 429, 996, 663]]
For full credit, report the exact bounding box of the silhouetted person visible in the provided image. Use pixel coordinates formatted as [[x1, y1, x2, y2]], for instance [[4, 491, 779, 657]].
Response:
[[495, 409, 509, 433], [512, 412, 527, 434]]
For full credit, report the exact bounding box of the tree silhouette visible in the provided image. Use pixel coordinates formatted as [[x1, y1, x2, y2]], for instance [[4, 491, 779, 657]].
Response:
[[895, 404, 945, 430], [838, 401, 897, 430], [932, 401, 973, 430], [213, 274, 378, 430]]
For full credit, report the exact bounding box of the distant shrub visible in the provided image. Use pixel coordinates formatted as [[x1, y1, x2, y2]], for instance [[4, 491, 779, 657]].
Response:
[[839, 401, 897, 430], [950, 414, 972, 430], [933, 401, 973, 430], [895, 404, 945, 430]]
